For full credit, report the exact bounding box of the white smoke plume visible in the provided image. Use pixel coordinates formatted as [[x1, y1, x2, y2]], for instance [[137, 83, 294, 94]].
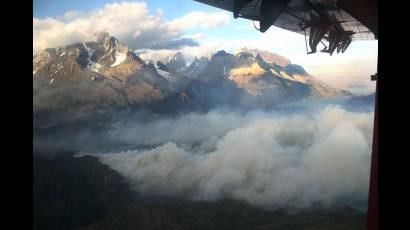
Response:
[[87, 106, 374, 209]]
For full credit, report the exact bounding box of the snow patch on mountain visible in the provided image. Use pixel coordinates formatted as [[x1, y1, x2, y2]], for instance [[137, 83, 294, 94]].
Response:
[[110, 51, 127, 67], [157, 68, 172, 80], [83, 43, 101, 73]]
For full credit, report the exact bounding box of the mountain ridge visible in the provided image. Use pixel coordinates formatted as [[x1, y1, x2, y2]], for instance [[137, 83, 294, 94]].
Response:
[[33, 33, 350, 145]]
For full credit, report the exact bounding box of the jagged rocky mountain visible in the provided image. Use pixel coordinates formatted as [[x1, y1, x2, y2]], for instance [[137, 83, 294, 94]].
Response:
[[235, 47, 291, 67], [33, 33, 346, 113], [184, 56, 210, 78], [165, 51, 187, 72], [180, 49, 348, 109], [33, 33, 350, 152]]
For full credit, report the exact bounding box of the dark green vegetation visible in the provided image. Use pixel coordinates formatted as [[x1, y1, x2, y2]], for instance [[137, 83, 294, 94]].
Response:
[[34, 153, 366, 230]]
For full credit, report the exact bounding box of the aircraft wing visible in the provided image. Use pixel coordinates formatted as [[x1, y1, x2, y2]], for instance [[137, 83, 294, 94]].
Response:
[[194, 0, 376, 40]]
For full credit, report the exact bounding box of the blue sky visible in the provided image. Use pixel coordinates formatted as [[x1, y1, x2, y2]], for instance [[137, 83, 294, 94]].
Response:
[[34, 0, 211, 19], [33, 0, 378, 94], [33, 0, 256, 39]]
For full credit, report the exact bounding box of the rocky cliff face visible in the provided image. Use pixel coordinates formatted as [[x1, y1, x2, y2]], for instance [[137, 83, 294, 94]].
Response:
[[184, 56, 210, 78], [33, 33, 176, 135], [165, 52, 187, 71], [177, 49, 347, 109], [235, 47, 291, 67], [93, 32, 130, 66]]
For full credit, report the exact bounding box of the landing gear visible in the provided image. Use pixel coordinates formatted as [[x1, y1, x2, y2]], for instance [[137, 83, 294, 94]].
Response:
[[304, 13, 331, 54], [302, 11, 355, 56]]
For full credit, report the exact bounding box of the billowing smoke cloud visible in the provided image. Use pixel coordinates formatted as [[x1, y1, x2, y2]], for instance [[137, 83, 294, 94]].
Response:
[[82, 106, 373, 210]]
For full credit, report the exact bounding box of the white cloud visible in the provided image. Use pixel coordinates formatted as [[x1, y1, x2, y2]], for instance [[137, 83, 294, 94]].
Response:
[[56, 10, 84, 22], [169, 11, 230, 30], [137, 49, 177, 63], [33, 1, 230, 54], [132, 30, 141, 38], [137, 42, 223, 64]]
